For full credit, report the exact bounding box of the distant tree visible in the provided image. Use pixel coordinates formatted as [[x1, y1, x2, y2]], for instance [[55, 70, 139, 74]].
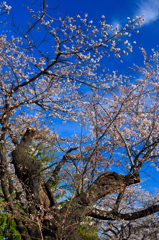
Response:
[[0, 1, 159, 240]]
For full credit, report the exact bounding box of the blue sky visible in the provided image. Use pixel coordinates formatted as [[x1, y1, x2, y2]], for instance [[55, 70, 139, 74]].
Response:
[[58, 0, 159, 68], [5, 0, 159, 72], [4, 0, 159, 190]]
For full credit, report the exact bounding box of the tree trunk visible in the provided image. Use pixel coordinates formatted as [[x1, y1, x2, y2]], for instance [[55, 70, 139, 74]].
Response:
[[11, 128, 141, 240]]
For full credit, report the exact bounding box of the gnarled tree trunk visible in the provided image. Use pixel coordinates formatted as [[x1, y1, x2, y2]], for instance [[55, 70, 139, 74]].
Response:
[[10, 128, 156, 240]]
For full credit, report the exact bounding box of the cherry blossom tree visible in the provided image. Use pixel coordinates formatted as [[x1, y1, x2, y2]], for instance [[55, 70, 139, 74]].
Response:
[[0, 1, 159, 240]]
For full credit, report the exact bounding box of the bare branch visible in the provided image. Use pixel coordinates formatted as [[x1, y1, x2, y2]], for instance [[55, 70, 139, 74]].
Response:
[[47, 147, 78, 186], [99, 103, 134, 168]]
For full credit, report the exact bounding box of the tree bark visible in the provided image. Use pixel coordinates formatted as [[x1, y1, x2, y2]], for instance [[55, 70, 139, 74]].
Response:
[[10, 128, 159, 240], [11, 128, 56, 239]]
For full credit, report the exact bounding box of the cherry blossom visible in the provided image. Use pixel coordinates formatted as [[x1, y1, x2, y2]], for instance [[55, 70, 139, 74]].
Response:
[[0, 1, 158, 240]]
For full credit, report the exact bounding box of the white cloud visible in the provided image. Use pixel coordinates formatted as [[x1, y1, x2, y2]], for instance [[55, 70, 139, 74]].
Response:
[[136, 0, 159, 24]]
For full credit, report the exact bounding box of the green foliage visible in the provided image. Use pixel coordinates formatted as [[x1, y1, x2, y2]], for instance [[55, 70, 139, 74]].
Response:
[[0, 214, 7, 231], [0, 213, 21, 240], [0, 214, 7, 238], [28, 142, 56, 165], [78, 218, 99, 240]]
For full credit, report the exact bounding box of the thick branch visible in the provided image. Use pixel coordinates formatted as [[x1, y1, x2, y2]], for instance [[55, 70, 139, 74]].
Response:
[[89, 204, 159, 221], [84, 171, 140, 205], [60, 171, 140, 232]]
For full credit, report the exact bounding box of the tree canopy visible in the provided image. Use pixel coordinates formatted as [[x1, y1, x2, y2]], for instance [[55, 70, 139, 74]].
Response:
[[0, 1, 159, 240]]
